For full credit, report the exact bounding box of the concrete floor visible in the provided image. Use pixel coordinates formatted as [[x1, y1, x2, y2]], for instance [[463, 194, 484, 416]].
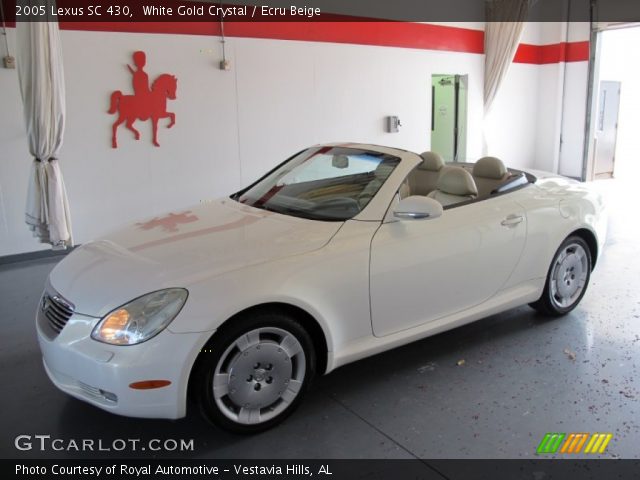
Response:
[[1, 179, 639, 461]]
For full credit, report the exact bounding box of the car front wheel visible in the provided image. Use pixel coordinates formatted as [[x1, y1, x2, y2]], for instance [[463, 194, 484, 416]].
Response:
[[530, 235, 592, 316], [193, 311, 315, 433]]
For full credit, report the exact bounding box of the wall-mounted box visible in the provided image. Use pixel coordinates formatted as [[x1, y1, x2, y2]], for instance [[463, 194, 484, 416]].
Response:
[[386, 116, 401, 133]]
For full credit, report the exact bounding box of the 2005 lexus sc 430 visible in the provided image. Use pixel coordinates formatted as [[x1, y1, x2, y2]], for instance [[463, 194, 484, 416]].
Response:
[[36, 144, 607, 432]]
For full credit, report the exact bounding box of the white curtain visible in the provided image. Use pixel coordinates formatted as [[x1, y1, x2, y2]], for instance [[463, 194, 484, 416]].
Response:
[[484, 0, 530, 113], [17, 19, 73, 250]]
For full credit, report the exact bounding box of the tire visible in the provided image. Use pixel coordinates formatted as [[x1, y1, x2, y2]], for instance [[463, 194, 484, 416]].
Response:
[[193, 310, 316, 433], [529, 235, 592, 316]]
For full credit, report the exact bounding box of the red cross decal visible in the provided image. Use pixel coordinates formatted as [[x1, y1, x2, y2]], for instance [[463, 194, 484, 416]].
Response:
[[137, 211, 199, 233]]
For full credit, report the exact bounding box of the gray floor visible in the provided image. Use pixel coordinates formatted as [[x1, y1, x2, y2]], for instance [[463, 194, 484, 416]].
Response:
[[1, 179, 638, 461]]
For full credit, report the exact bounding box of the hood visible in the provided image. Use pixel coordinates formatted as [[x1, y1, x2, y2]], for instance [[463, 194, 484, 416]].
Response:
[[49, 199, 342, 316]]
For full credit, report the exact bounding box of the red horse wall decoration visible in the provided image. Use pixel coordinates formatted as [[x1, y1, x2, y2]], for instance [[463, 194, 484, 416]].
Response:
[[108, 51, 178, 148]]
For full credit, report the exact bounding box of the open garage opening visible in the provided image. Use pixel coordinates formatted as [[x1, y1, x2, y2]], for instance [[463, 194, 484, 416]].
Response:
[[588, 24, 640, 181]]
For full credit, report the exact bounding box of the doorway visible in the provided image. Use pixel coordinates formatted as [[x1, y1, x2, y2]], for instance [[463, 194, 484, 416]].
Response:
[[586, 25, 640, 180], [431, 74, 468, 162]]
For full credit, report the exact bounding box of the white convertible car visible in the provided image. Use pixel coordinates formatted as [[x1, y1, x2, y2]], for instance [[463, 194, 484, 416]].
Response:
[[37, 143, 607, 432]]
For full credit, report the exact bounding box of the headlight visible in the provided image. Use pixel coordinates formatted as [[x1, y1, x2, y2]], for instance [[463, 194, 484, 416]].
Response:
[[91, 289, 188, 345]]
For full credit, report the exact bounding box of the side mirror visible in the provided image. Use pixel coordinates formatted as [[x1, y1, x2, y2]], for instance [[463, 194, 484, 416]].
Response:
[[393, 196, 443, 220]]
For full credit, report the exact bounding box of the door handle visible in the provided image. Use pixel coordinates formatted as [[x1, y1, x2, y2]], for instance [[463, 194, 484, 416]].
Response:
[[501, 214, 524, 227]]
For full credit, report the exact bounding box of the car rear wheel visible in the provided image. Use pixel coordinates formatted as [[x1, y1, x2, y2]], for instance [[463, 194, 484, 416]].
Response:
[[530, 235, 592, 316], [194, 311, 315, 433]]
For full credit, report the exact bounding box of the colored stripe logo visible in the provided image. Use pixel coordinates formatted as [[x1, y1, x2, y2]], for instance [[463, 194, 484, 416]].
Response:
[[537, 433, 612, 454]]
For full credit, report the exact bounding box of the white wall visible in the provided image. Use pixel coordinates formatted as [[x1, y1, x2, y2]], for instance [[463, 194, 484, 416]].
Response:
[[234, 39, 485, 182], [485, 22, 546, 169], [0, 27, 486, 256], [484, 62, 541, 169], [534, 23, 567, 173], [558, 61, 589, 178], [535, 62, 565, 172]]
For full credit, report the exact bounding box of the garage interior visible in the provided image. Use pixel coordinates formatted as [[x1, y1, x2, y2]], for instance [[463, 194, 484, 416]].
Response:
[[1, 2, 640, 463]]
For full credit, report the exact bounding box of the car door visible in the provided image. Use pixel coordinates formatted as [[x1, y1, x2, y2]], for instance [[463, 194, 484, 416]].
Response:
[[369, 195, 527, 337]]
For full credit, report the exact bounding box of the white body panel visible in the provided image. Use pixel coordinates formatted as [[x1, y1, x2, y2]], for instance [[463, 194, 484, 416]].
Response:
[[370, 193, 527, 336], [37, 143, 607, 419], [38, 313, 208, 419]]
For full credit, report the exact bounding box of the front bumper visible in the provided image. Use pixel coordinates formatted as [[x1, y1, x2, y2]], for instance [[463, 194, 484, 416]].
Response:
[[36, 306, 212, 419]]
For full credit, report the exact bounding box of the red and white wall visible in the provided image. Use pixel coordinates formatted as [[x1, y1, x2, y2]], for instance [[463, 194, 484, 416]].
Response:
[[0, 21, 590, 256], [487, 21, 590, 176]]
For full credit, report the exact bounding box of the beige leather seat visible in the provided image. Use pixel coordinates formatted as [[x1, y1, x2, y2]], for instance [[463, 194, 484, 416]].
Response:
[[472, 156, 509, 197], [398, 180, 411, 199], [427, 166, 478, 206], [358, 162, 396, 208], [407, 151, 447, 196]]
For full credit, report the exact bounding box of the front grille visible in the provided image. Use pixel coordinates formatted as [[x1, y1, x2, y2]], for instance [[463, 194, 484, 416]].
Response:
[[41, 291, 75, 334]]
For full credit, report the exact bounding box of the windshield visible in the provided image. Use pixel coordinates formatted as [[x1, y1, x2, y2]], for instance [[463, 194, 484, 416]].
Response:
[[234, 147, 401, 221]]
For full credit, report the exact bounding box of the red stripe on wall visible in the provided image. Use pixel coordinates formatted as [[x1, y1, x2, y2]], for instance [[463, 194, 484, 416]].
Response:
[[58, 21, 486, 54], [6, 21, 589, 64], [58, 21, 216, 36], [229, 22, 485, 54], [564, 41, 590, 62], [513, 41, 590, 64]]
